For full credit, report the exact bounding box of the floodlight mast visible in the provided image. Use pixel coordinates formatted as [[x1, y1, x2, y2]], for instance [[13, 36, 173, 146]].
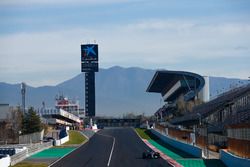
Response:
[[21, 82, 26, 114]]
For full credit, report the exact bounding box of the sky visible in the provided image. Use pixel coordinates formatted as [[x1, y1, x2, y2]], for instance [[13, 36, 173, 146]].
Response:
[[0, 0, 250, 86]]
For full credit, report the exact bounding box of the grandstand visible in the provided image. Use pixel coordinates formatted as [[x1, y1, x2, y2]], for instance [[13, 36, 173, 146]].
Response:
[[147, 70, 208, 121], [147, 70, 250, 159]]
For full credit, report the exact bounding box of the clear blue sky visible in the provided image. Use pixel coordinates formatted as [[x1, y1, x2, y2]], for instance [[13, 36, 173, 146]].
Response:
[[0, 0, 250, 86]]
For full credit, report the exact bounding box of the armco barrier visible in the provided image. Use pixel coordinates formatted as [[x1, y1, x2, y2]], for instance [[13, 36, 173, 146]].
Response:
[[151, 129, 202, 158], [0, 154, 11, 167], [10, 149, 28, 166], [27, 142, 52, 156], [220, 149, 250, 167]]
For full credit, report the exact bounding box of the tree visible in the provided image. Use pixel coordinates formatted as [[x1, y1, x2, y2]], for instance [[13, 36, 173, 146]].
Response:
[[122, 112, 136, 119], [176, 95, 185, 116], [22, 107, 42, 134]]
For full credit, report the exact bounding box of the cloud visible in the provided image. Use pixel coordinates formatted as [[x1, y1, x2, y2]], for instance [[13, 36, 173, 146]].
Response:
[[234, 46, 248, 50], [0, 19, 250, 86]]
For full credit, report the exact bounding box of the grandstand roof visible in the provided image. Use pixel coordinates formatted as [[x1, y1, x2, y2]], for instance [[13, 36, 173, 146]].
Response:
[[147, 70, 205, 101]]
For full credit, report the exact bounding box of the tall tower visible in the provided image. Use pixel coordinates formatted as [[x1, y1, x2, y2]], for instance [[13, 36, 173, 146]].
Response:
[[81, 44, 99, 122], [21, 82, 26, 113]]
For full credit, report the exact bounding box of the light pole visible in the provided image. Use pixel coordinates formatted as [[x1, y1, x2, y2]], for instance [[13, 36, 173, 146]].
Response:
[[204, 121, 209, 159], [21, 82, 26, 114], [196, 113, 209, 158], [197, 113, 202, 126]]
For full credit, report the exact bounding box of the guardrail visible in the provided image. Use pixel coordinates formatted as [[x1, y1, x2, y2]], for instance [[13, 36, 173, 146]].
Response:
[[27, 142, 52, 156], [10, 149, 28, 166]]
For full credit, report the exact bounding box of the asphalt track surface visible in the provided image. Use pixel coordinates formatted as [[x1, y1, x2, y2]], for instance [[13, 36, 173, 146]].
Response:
[[51, 128, 171, 167]]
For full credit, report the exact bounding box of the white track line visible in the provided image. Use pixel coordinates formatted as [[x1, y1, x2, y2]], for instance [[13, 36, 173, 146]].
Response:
[[96, 132, 116, 167], [107, 137, 115, 167], [48, 131, 89, 167]]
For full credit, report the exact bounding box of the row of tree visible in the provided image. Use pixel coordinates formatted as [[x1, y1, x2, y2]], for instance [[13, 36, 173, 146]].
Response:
[[0, 107, 43, 144]]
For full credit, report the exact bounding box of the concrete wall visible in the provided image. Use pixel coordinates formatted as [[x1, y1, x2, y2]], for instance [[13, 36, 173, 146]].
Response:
[[19, 130, 44, 144], [151, 129, 202, 158], [0, 155, 10, 167], [220, 149, 250, 167]]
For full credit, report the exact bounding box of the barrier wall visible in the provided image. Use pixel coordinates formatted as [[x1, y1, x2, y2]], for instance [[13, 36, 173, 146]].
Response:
[[220, 149, 250, 167], [55, 135, 69, 146], [151, 129, 202, 158], [0, 155, 10, 167], [27, 142, 52, 156]]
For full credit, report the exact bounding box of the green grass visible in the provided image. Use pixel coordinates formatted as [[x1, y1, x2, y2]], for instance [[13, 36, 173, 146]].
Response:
[[135, 128, 152, 140], [63, 130, 86, 145], [12, 162, 47, 167]]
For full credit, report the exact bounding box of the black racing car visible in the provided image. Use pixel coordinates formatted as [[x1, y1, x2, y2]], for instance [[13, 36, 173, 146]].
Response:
[[142, 150, 160, 159]]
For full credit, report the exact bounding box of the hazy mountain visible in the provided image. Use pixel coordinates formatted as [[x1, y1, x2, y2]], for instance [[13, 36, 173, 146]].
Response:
[[209, 77, 249, 98], [0, 66, 160, 116], [0, 66, 249, 116]]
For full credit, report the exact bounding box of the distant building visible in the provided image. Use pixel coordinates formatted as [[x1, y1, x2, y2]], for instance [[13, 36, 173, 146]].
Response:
[[36, 95, 81, 129], [96, 118, 140, 128]]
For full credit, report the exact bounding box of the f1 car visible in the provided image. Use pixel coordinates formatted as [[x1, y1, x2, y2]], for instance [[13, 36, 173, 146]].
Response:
[[142, 150, 160, 159]]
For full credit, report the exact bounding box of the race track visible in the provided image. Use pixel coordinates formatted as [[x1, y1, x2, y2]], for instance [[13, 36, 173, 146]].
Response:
[[51, 128, 170, 167]]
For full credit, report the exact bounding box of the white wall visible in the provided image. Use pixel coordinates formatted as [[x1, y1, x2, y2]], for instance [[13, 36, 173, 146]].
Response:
[[0, 155, 11, 167], [55, 135, 69, 146]]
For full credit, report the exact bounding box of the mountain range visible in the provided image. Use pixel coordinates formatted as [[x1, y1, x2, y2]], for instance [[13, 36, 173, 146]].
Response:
[[0, 66, 249, 116]]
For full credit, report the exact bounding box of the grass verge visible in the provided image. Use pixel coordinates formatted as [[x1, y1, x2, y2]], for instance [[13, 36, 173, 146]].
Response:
[[135, 128, 152, 140], [63, 130, 86, 145], [12, 162, 47, 167]]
